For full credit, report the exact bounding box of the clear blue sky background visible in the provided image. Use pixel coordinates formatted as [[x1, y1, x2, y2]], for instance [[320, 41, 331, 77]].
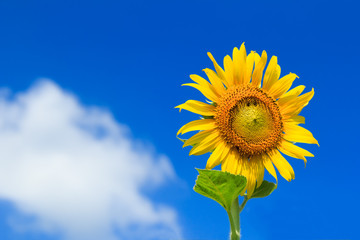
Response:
[[0, 0, 359, 239]]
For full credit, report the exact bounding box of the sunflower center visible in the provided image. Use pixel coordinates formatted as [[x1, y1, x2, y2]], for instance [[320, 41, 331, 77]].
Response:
[[232, 99, 274, 142], [214, 86, 283, 156]]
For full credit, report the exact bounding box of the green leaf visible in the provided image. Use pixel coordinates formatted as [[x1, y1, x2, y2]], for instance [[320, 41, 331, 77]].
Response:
[[193, 169, 247, 211], [250, 180, 277, 199]]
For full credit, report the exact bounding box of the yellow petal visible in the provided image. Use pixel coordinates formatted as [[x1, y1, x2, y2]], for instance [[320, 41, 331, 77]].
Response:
[[207, 52, 227, 85], [251, 155, 265, 187], [284, 115, 305, 124], [256, 163, 265, 187], [182, 83, 218, 102], [279, 85, 306, 99], [183, 130, 212, 147], [232, 43, 247, 85], [254, 52, 261, 66], [238, 43, 247, 85], [280, 88, 313, 111], [251, 50, 268, 87], [189, 74, 220, 99], [268, 150, 295, 181], [203, 68, 226, 95], [291, 89, 315, 116], [236, 157, 249, 196], [262, 154, 277, 182], [189, 74, 210, 87], [232, 47, 240, 84], [280, 88, 314, 117], [206, 141, 227, 169], [176, 100, 215, 116], [268, 73, 298, 99], [263, 56, 280, 91], [221, 149, 239, 174], [283, 123, 319, 145], [278, 140, 314, 163], [221, 143, 232, 161], [244, 160, 257, 198], [235, 155, 246, 175], [244, 51, 255, 85], [223, 55, 234, 86], [177, 119, 217, 135], [277, 85, 306, 110], [189, 130, 221, 155]]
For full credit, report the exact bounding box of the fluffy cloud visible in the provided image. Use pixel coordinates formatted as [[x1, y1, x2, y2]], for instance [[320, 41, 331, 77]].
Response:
[[0, 80, 181, 240]]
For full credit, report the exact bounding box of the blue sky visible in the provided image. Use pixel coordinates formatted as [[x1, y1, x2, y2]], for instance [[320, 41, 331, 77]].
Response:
[[0, 0, 359, 239]]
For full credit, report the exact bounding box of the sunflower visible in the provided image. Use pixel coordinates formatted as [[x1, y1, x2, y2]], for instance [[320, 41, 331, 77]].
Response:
[[176, 43, 318, 197]]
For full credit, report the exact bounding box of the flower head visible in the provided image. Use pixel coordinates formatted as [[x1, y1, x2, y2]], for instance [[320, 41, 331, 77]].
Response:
[[177, 43, 318, 197]]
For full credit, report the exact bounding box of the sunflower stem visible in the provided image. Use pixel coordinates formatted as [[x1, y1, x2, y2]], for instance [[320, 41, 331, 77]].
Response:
[[227, 196, 240, 240], [239, 196, 249, 213]]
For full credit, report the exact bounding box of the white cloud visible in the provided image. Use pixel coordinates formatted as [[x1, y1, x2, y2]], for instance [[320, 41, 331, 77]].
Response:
[[0, 80, 181, 240]]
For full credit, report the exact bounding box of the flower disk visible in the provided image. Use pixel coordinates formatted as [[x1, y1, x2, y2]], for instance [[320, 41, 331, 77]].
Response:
[[176, 43, 318, 197], [215, 86, 283, 157]]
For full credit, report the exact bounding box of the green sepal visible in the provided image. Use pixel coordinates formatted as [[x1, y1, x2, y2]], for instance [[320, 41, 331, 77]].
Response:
[[250, 180, 277, 199], [193, 169, 247, 211], [176, 136, 199, 148], [176, 136, 187, 143]]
